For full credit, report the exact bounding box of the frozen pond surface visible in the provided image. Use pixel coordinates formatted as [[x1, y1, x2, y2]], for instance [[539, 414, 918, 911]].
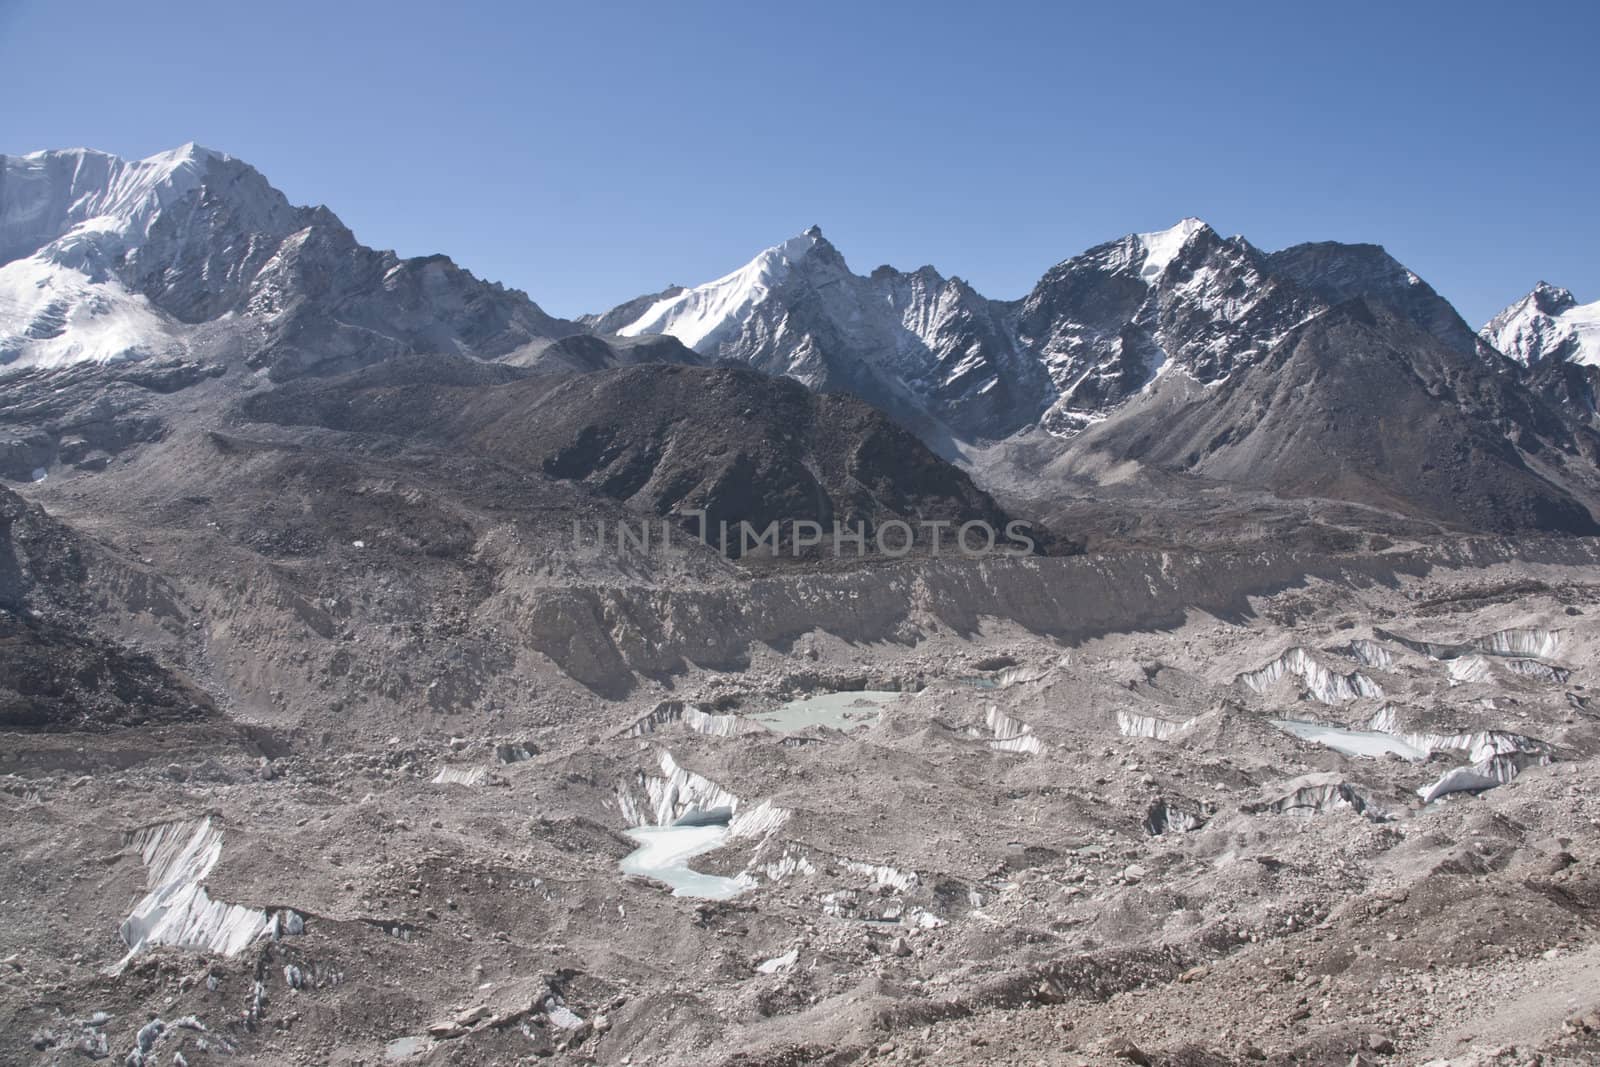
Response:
[[619, 823, 751, 899], [748, 690, 900, 733], [384, 1036, 432, 1062], [1272, 719, 1430, 760]]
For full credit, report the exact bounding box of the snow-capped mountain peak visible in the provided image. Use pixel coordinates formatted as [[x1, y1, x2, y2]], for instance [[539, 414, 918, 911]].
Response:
[[1482, 282, 1600, 368], [2, 144, 234, 263], [1134, 217, 1212, 283], [617, 229, 823, 349], [1, 142, 575, 377]]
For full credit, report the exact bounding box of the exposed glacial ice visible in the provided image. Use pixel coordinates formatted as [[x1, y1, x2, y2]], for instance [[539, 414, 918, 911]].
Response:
[[622, 700, 752, 739], [431, 766, 488, 786], [840, 860, 920, 893], [1447, 654, 1569, 686], [1344, 639, 1394, 668], [615, 752, 790, 900], [1237, 647, 1383, 704], [980, 706, 1044, 754], [1282, 712, 1550, 766], [1278, 705, 1554, 805], [995, 664, 1050, 688], [1251, 775, 1385, 820], [1502, 658, 1571, 684], [1116, 709, 1199, 740], [621, 752, 743, 828], [1476, 628, 1561, 658], [1417, 750, 1552, 804], [113, 818, 297, 973], [1375, 626, 1562, 663], [1144, 798, 1207, 836]]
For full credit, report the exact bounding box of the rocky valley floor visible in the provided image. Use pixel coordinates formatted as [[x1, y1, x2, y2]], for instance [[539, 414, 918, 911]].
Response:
[[3, 547, 1599, 1067]]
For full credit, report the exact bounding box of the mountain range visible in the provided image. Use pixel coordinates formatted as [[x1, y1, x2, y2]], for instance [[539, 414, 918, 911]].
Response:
[[2, 143, 1599, 536]]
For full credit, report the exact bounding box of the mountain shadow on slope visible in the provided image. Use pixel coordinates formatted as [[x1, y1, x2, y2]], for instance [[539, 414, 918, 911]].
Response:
[[238, 359, 1055, 558], [1073, 301, 1600, 535], [0, 484, 217, 731]]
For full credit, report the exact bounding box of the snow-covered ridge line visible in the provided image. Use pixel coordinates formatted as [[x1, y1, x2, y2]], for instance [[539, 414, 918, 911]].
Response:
[[616, 231, 819, 350], [1482, 282, 1600, 368], [1136, 217, 1209, 283], [3, 143, 224, 255]]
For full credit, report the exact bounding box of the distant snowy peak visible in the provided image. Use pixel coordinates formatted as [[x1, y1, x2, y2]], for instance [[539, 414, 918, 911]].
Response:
[[0, 144, 296, 371], [605, 225, 1043, 438], [617, 229, 823, 349], [1482, 282, 1600, 368], [1135, 217, 1212, 283], [1, 143, 577, 378], [1, 144, 236, 263]]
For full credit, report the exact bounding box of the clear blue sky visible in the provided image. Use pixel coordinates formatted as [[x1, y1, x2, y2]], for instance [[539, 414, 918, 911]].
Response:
[[1, 0, 1594, 326]]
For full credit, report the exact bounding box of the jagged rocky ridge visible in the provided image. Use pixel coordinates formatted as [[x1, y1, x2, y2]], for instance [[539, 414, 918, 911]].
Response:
[[4, 144, 1600, 536], [596, 221, 1600, 533], [0, 145, 695, 380], [597, 219, 1590, 443]]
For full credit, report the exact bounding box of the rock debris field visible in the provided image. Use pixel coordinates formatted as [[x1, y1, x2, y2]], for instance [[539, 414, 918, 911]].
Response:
[[3, 546, 1600, 1067]]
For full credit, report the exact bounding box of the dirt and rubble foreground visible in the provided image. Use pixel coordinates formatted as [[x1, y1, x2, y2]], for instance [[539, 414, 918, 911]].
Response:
[[2, 557, 1599, 1067]]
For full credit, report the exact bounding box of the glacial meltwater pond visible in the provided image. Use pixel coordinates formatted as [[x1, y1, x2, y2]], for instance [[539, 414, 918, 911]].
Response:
[[747, 690, 900, 733], [619, 823, 751, 899], [1271, 719, 1430, 761]]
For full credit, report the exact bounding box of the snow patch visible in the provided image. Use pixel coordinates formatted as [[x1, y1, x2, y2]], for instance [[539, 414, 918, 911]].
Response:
[[756, 948, 798, 975], [1135, 218, 1208, 284], [431, 766, 488, 786]]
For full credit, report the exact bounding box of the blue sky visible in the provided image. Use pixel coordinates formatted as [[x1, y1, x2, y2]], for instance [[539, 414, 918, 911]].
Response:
[[1, 0, 1594, 325]]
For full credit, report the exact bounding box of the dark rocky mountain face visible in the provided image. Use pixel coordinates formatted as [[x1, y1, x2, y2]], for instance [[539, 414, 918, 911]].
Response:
[[0, 484, 216, 730], [1016, 222, 1317, 433], [1066, 301, 1600, 535], [1264, 241, 1492, 360], [239, 359, 1031, 558]]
